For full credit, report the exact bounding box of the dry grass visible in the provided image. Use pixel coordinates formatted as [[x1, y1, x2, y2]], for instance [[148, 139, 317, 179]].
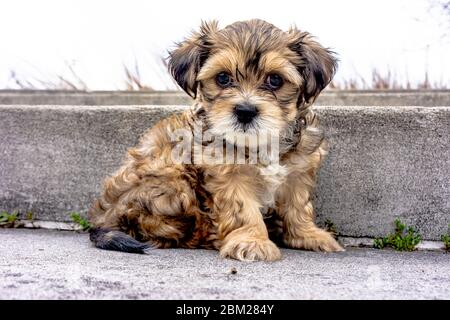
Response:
[[6, 62, 447, 91], [329, 69, 447, 90], [123, 58, 153, 91], [8, 60, 154, 91], [9, 61, 88, 91]]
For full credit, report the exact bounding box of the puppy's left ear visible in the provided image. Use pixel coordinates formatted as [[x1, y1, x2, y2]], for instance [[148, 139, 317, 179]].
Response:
[[288, 28, 338, 106], [168, 21, 218, 98]]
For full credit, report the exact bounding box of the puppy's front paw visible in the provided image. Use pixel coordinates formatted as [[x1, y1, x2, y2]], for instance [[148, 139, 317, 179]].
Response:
[[285, 229, 344, 252], [220, 238, 282, 261]]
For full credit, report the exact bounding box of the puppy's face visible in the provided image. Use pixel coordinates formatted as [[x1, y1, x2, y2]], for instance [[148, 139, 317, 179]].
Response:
[[169, 19, 337, 140]]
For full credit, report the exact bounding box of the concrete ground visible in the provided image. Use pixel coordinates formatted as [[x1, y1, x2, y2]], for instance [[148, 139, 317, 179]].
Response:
[[0, 228, 449, 300]]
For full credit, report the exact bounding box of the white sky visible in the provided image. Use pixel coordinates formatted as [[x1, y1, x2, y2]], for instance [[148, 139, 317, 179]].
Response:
[[0, 0, 449, 90]]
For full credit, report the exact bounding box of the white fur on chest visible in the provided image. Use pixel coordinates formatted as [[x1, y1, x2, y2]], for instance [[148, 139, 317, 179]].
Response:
[[258, 163, 288, 214]]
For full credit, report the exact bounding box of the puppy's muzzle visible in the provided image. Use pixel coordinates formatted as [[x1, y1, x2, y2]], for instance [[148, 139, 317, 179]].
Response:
[[234, 103, 258, 124]]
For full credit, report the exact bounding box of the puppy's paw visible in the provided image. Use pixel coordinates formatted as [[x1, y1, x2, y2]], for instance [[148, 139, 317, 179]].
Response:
[[284, 229, 344, 252], [220, 238, 282, 261]]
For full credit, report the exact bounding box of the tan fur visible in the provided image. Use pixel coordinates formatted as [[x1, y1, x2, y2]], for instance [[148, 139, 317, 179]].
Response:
[[89, 19, 343, 261]]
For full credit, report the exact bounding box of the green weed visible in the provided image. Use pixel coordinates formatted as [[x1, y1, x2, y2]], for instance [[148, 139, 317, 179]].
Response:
[[0, 211, 18, 227], [70, 212, 91, 231], [324, 219, 338, 239], [374, 219, 421, 251], [441, 224, 450, 251]]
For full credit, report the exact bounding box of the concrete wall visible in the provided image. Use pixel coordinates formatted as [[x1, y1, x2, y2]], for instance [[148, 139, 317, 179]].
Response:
[[1, 90, 450, 106], [1, 105, 449, 240]]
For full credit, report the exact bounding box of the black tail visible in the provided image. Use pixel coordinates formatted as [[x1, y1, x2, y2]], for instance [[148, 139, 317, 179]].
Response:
[[89, 228, 152, 254]]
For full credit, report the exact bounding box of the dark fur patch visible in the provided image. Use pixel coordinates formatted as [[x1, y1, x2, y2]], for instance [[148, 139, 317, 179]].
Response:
[[89, 227, 152, 254], [287, 30, 337, 105], [247, 50, 262, 73], [168, 21, 219, 98]]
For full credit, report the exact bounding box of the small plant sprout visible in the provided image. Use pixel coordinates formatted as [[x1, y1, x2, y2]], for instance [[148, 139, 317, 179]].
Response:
[[374, 219, 421, 251], [441, 224, 450, 252], [324, 219, 338, 239], [26, 212, 34, 221], [70, 212, 91, 231], [0, 211, 19, 228]]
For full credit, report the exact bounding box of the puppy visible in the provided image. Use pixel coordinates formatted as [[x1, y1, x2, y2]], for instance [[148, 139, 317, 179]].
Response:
[[89, 19, 344, 261]]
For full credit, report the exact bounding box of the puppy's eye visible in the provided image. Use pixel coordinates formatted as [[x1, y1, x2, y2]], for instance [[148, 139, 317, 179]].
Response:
[[266, 74, 284, 90], [216, 72, 232, 88]]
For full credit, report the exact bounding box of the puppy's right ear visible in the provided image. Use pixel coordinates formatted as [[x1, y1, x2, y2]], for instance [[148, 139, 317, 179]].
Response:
[[168, 21, 218, 98]]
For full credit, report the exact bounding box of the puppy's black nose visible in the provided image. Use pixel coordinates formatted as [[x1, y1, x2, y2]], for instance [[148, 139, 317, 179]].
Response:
[[234, 103, 258, 124]]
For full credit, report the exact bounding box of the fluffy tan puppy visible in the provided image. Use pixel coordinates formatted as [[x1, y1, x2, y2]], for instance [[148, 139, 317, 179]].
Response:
[[89, 19, 344, 261]]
